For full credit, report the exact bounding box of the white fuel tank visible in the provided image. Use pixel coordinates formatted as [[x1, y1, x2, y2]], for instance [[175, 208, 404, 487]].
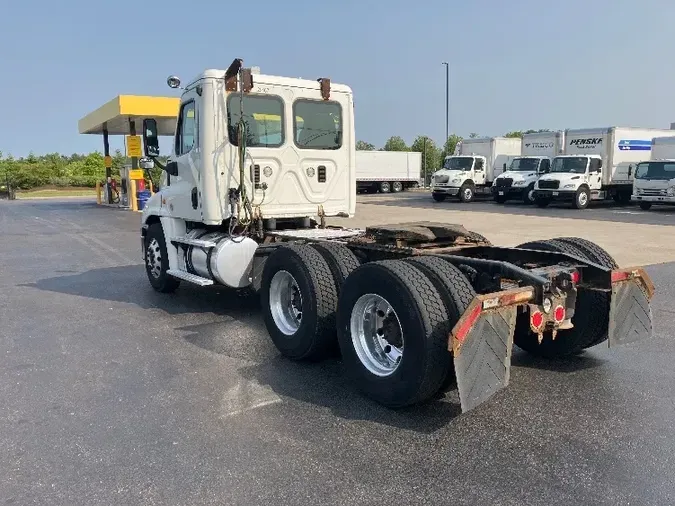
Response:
[[183, 230, 259, 288]]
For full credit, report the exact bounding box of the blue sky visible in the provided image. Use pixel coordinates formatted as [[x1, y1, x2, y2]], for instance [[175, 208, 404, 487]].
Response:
[[2, 0, 675, 157]]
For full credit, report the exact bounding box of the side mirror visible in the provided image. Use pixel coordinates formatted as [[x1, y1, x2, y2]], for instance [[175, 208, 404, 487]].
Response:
[[139, 157, 155, 170], [142, 119, 160, 157], [598, 159, 603, 169], [503, 163, 506, 170], [628, 164, 633, 177]]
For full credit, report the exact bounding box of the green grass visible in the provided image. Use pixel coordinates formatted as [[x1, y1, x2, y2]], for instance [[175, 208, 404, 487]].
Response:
[[15, 187, 97, 199]]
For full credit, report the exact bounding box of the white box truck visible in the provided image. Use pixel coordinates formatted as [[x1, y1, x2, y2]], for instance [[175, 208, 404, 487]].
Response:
[[431, 136, 521, 203], [632, 136, 675, 210], [355, 151, 421, 193], [533, 126, 675, 209], [131, 58, 656, 414], [491, 131, 565, 205]]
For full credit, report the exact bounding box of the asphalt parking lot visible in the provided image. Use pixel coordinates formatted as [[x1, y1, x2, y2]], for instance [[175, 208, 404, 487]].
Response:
[[2, 195, 675, 505]]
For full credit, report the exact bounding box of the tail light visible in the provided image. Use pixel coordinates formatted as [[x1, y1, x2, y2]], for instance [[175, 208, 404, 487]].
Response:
[[554, 305, 565, 322], [530, 310, 544, 330]]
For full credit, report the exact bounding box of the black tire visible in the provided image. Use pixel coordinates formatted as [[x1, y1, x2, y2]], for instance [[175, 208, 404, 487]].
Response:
[[432, 193, 446, 202], [459, 182, 474, 202], [379, 181, 391, 193], [392, 181, 403, 193], [640, 202, 652, 211], [523, 184, 536, 205], [535, 196, 551, 208], [493, 193, 508, 204], [404, 256, 476, 391], [144, 222, 181, 293], [336, 260, 451, 407], [574, 186, 590, 209], [512, 239, 609, 357], [309, 242, 361, 297], [261, 244, 338, 361]]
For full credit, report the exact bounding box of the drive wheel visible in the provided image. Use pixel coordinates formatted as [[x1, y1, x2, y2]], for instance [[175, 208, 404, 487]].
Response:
[[392, 181, 403, 193], [379, 181, 391, 193], [459, 183, 475, 203], [261, 244, 338, 361], [144, 222, 180, 293], [337, 260, 451, 407]]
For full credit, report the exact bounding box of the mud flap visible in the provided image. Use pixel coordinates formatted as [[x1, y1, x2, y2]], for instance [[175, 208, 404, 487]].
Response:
[[608, 268, 655, 348], [450, 288, 534, 413]]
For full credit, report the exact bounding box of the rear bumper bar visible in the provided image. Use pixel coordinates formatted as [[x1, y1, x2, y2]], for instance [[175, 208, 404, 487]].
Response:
[[449, 268, 655, 413]]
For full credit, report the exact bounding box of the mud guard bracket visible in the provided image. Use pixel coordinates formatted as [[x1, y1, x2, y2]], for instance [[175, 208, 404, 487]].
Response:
[[608, 268, 654, 348], [450, 287, 534, 413]]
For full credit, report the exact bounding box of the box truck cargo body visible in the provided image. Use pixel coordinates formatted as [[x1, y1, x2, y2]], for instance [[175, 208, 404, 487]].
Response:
[[632, 136, 675, 210], [356, 151, 421, 193], [533, 126, 675, 209], [492, 131, 564, 205], [431, 136, 521, 203]]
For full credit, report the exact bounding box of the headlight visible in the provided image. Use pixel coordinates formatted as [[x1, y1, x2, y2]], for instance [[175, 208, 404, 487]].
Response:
[[451, 179, 460, 184], [668, 187, 675, 197], [563, 184, 576, 189], [636, 188, 643, 195]]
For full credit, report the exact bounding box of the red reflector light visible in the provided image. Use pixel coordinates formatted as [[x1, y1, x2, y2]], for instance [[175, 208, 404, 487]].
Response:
[[554, 305, 565, 322], [571, 271, 580, 284], [611, 270, 630, 283], [530, 311, 544, 329]]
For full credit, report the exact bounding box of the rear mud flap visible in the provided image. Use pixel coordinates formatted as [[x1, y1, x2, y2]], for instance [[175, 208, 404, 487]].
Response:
[[450, 288, 534, 413], [608, 268, 655, 348]]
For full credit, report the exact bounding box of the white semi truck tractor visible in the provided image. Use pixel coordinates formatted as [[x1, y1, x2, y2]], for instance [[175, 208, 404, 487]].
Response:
[[491, 131, 564, 205], [632, 136, 675, 210], [431, 136, 522, 203], [533, 126, 675, 209], [137, 59, 656, 413]]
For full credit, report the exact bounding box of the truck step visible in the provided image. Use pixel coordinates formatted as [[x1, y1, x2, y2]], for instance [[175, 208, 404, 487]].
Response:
[[170, 237, 217, 248], [167, 269, 214, 286]]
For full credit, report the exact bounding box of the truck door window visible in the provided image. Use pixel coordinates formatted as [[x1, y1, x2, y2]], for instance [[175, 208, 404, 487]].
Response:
[[475, 159, 484, 171], [227, 94, 285, 148], [293, 99, 342, 150], [175, 101, 197, 155], [589, 159, 601, 173], [539, 159, 550, 173]]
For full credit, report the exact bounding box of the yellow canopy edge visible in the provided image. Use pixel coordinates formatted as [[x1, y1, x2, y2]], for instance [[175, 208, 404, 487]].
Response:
[[78, 95, 180, 136]]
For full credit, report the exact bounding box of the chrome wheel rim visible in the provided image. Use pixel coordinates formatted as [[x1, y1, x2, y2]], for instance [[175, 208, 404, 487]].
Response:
[[464, 188, 472, 200], [350, 293, 403, 377], [527, 189, 535, 202], [578, 191, 588, 207], [393, 182, 403, 192], [146, 238, 162, 279], [269, 270, 303, 335], [381, 183, 390, 192]]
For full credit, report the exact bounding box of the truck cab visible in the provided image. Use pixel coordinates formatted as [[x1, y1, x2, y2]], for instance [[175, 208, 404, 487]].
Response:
[[533, 154, 603, 209], [632, 159, 675, 210], [431, 155, 486, 202], [491, 156, 551, 204]]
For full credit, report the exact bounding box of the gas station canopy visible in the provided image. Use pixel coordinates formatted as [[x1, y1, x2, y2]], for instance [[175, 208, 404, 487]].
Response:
[[78, 95, 180, 136]]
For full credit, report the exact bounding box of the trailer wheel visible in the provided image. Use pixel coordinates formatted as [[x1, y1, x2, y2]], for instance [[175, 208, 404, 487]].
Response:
[[379, 181, 391, 193], [513, 239, 608, 357], [459, 182, 475, 203], [144, 222, 181, 293], [523, 184, 536, 205], [336, 260, 451, 407], [392, 181, 403, 193], [574, 186, 590, 209], [261, 244, 338, 361], [432, 193, 447, 202], [404, 256, 476, 391], [309, 242, 361, 296], [639, 202, 652, 210]]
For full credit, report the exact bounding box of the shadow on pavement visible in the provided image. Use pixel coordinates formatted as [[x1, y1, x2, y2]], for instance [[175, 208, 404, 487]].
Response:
[[511, 348, 606, 372]]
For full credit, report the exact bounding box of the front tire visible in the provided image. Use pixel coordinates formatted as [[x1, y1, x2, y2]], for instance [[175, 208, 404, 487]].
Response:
[[574, 186, 590, 209], [459, 183, 474, 203], [523, 184, 536, 205], [337, 260, 452, 407], [639, 202, 652, 210], [493, 193, 508, 204], [432, 193, 447, 202], [535, 196, 551, 208], [144, 222, 180, 293], [261, 244, 338, 361]]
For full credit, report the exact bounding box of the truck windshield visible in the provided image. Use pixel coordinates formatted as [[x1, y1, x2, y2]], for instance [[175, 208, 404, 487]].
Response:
[[509, 158, 540, 171], [443, 157, 474, 170], [550, 157, 587, 174], [635, 162, 675, 180]]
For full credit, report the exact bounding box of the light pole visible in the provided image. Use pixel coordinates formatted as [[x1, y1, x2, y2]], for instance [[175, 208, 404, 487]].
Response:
[[442, 62, 449, 143]]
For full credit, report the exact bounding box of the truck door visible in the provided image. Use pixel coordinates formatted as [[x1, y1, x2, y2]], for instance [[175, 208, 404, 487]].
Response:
[[588, 158, 602, 190], [165, 92, 203, 221], [474, 158, 486, 185]]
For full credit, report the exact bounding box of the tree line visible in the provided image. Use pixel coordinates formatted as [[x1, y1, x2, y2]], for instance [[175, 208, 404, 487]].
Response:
[[0, 129, 550, 191]]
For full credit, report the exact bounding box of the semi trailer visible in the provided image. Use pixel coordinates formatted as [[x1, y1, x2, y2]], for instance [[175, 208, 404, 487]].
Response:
[[431, 136, 522, 203], [632, 136, 675, 210], [533, 126, 675, 209], [356, 150, 421, 193], [491, 131, 564, 205], [137, 59, 655, 413]]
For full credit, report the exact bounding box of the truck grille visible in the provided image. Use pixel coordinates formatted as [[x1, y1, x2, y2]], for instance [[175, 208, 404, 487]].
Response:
[[495, 178, 513, 188], [434, 175, 449, 184], [641, 189, 666, 196], [538, 179, 560, 190]]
